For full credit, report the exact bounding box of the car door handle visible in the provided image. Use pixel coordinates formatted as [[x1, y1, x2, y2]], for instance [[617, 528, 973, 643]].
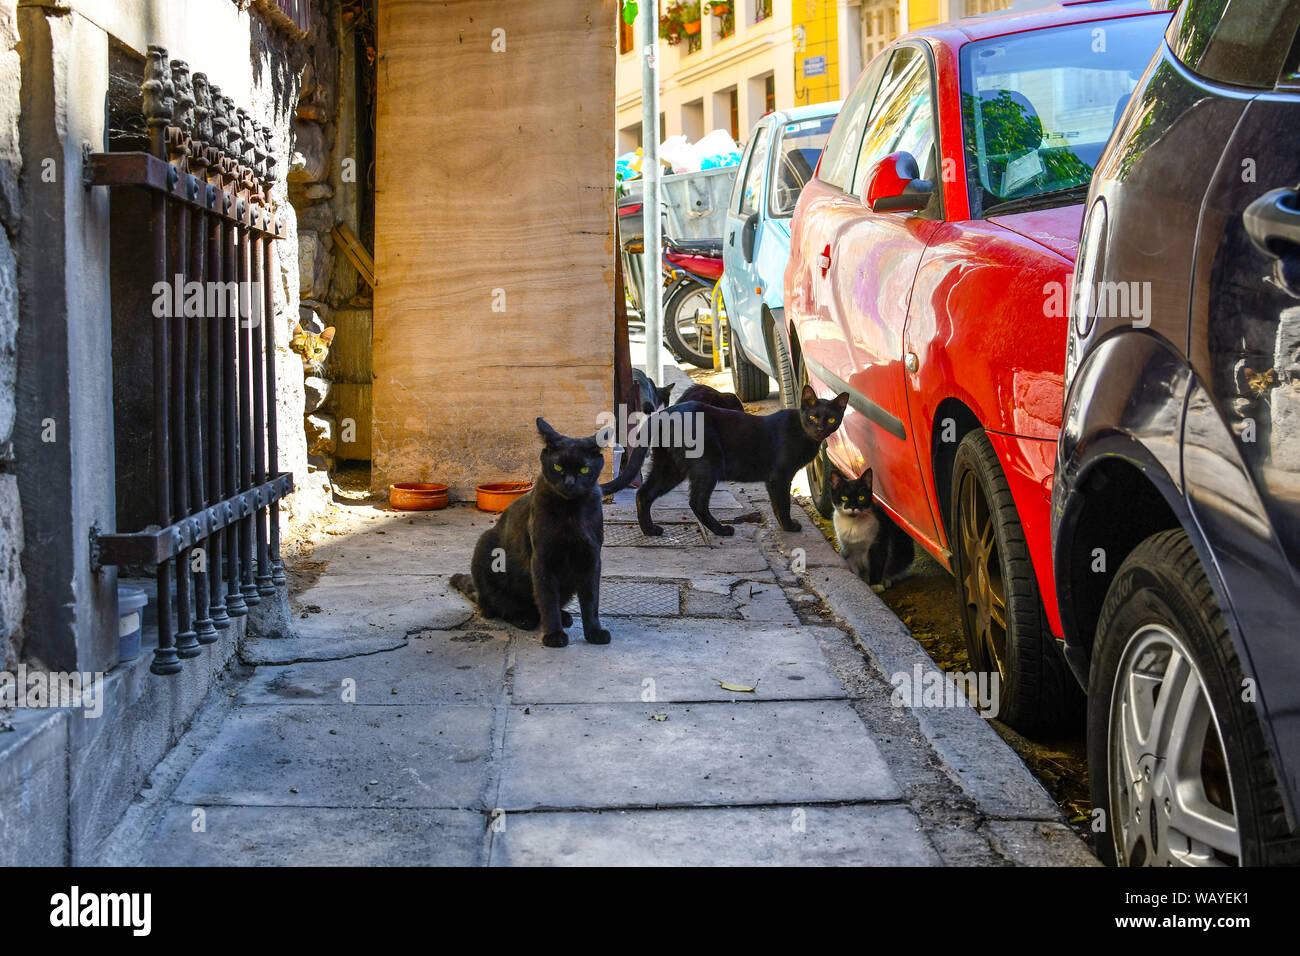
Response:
[[1245, 188, 1300, 259]]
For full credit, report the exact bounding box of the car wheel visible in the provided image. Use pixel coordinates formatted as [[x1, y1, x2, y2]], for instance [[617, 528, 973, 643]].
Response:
[[1089, 529, 1298, 866], [664, 281, 714, 369], [729, 330, 770, 402], [768, 322, 798, 411], [793, 343, 834, 518], [950, 430, 1082, 736]]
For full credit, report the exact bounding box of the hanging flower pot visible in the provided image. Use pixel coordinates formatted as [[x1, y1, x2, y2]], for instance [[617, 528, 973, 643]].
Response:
[[711, 3, 731, 15], [684, 18, 702, 35]]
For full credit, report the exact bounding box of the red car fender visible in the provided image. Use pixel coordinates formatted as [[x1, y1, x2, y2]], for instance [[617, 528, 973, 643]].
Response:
[[983, 431, 1063, 639]]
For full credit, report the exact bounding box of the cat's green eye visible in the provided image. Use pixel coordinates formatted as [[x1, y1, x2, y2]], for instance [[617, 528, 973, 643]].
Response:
[[552, 463, 562, 472], [580, 466, 590, 474]]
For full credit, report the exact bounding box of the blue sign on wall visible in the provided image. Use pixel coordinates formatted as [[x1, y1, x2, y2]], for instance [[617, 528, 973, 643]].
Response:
[[803, 55, 826, 78]]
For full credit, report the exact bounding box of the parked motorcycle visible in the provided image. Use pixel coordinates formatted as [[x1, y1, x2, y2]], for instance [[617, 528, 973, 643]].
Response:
[[616, 195, 723, 369]]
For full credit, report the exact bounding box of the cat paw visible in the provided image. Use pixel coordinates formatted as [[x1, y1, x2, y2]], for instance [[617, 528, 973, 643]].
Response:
[[714, 524, 735, 536], [780, 520, 802, 533], [584, 628, 612, 645], [643, 524, 664, 537], [542, 631, 569, 648], [560, 610, 574, 628]]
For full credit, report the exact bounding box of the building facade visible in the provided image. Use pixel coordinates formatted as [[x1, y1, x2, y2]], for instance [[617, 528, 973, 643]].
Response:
[[616, 0, 1012, 151]]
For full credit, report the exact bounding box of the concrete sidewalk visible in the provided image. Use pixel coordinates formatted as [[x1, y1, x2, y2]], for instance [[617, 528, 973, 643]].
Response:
[[97, 473, 1096, 866]]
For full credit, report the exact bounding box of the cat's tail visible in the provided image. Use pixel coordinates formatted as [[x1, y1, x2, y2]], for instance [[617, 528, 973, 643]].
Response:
[[600, 441, 650, 495], [449, 573, 477, 603]]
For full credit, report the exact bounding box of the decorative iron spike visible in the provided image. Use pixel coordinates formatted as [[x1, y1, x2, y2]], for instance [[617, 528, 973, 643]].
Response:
[[237, 109, 257, 168], [261, 123, 278, 183], [209, 84, 228, 154], [222, 96, 240, 162], [251, 118, 269, 181], [192, 73, 213, 152], [142, 46, 174, 135], [170, 60, 195, 139]]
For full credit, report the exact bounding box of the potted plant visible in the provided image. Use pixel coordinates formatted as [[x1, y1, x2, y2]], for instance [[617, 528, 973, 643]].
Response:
[[682, 1, 702, 34], [712, 0, 734, 38], [659, 2, 685, 45]]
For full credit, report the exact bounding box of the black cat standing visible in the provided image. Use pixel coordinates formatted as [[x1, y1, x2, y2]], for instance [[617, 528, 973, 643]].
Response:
[[605, 384, 849, 537], [451, 419, 611, 648]]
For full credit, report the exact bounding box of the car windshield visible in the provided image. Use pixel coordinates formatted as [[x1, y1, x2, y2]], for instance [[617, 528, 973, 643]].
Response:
[[768, 115, 837, 217], [960, 13, 1170, 218]]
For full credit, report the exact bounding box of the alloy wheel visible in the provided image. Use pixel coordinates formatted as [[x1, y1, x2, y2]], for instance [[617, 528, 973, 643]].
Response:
[[957, 469, 1008, 683], [1108, 624, 1239, 866]]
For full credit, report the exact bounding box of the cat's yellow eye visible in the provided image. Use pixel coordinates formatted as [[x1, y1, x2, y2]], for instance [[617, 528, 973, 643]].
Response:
[[580, 466, 590, 474], [808, 415, 816, 422], [828, 417, 837, 424], [858, 495, 865, 501], [553, 463, 562, 471]]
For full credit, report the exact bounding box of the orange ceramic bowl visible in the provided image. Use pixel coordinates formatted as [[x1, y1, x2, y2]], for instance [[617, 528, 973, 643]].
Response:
[[389, 482, 449, 511], [475, 481, 532, 513]]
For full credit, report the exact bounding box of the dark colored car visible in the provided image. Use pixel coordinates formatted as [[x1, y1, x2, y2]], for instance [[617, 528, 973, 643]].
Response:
[[1053, 0, 1300, 865]]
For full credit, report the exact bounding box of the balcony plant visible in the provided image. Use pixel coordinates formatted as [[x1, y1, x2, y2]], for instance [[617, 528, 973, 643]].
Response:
[[711, 0, 734, 38], [659, 1, 686, 44]]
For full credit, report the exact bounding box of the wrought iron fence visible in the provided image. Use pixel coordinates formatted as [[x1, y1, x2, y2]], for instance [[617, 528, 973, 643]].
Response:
[[86, 46, 292, 675]]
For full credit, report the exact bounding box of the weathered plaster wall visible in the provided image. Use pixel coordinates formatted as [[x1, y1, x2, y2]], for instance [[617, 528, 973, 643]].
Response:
[[0, 0, 23, 676]]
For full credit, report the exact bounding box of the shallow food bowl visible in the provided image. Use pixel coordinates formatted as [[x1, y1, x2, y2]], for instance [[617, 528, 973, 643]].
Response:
[[476, 481, 532, 513], [389, 482, 449, 511]]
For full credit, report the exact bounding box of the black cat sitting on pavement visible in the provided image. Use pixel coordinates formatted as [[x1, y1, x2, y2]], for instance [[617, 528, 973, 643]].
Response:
[[451, 418, 612, 648], [603, 384, 848, 537]]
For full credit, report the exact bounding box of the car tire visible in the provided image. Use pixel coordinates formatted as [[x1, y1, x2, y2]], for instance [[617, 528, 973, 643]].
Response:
[[950, 430, 1082, 737], [729, 330, 770, 402], [1088, 529, 1299, 866], [768, 321, 799, 411], [664, 281, 714, 369], [792, 341, 834, 518]]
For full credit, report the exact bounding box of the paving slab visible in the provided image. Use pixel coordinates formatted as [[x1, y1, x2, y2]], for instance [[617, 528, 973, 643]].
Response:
[[497, 700, 899, 810], [238, 630, 509, 706], [309, 505, 495, 577], [254, 576, 473, 665], [491, 804, 938, 866], [732, 579, 799, 625], [141, 806, 486, 866], [982, 820, 1101, 867], [511, 620, 846, 704], [173, 704, 494, 809], [600, 542, 772, 579], [802, 564, 1062, 822]]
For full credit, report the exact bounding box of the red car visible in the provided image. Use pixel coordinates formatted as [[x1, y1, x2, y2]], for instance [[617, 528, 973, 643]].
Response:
[[783, 0, 1171, 734]]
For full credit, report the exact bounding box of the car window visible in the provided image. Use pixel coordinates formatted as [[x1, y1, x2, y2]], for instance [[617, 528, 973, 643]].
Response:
[[959, 13, 1171, 218], [768, 114, 837, 217], [1167, 0, 1300, 90], [728, 133, 758, 213], [738, 125, 772, 216], [818, 53, 887, 192], [850, 45, 937, 201]]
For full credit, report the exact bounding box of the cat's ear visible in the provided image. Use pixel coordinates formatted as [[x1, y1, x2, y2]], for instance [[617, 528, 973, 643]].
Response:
[[833, 392, 850, 412], [319, 327, 336, 346], [536, 417, 561, 446], [658, 384, 674, 406], [829, 470, 843, 489], [861, 468, 873, 495], [800, 384, 817, 409]]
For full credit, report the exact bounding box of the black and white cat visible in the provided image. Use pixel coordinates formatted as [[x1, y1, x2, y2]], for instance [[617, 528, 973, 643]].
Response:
[[831, 469, 913, 589]]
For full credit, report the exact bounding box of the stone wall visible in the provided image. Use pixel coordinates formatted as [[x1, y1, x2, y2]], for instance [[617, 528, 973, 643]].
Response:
[[0, 0, 20, 676], [290, 0, 374, 472]]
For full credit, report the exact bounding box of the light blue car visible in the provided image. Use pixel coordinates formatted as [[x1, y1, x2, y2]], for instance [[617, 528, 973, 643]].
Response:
[[720, 101, 840, 402]]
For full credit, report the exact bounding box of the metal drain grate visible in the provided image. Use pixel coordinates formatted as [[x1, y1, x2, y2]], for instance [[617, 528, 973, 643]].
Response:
[[565, 579, 681, 616], [603, 523, 707, 547]]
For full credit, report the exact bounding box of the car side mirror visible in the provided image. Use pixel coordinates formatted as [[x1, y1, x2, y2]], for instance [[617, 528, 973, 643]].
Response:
[[742, 211, 759, 263], [862, 151, 934, 213]]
